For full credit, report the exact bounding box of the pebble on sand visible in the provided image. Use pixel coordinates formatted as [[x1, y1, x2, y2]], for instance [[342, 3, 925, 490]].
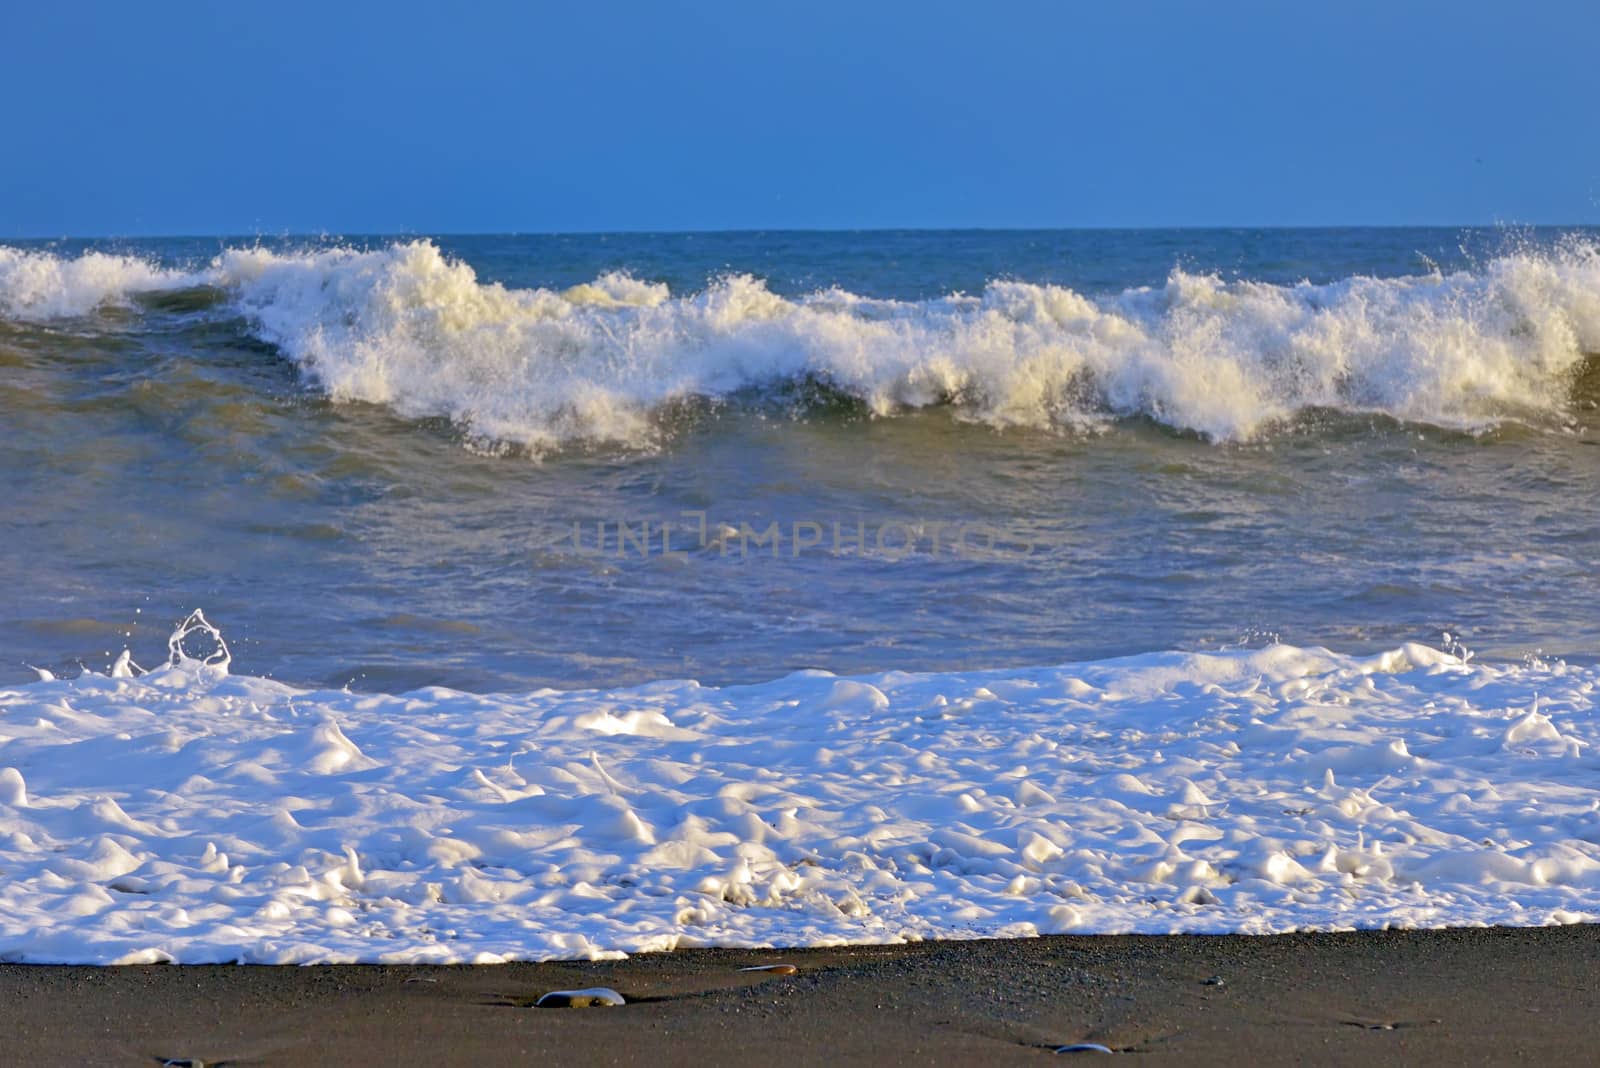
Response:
[[1055, 1043, 1114, 1054], [535, 987, 626, 1008]]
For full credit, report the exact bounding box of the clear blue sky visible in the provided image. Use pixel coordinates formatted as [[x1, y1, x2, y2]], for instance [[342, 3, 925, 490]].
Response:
[[5, 1, 1597, 236]]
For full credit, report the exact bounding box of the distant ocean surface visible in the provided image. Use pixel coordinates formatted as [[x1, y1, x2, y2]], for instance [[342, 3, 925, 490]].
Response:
[[4, 227, 1598, 690], [6, 228, 1600, 962]]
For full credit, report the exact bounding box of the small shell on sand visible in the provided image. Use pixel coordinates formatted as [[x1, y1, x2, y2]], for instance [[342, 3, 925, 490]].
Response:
[[1055, 1043, 1114, 1054], [738, 964, 799, 975], [535, 987, 626, 1008]]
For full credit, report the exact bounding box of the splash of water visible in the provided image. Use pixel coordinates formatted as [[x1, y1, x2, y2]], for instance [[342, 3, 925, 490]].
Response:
[[5, 237, 1599, 448]]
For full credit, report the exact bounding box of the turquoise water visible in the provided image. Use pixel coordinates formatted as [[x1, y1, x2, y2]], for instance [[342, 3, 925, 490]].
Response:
[[3, 228, 1599, 689]]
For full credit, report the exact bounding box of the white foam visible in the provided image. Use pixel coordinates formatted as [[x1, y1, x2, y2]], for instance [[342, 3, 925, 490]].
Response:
[[0, 625, 1597, 963], [0, 247, 192, 320], [2, 238, 1599, 444]]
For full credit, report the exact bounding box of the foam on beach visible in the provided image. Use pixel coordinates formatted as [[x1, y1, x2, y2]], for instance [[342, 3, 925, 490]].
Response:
[[0, 616, 1595, 964]]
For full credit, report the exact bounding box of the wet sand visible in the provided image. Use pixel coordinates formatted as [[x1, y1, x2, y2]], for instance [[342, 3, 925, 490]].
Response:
[[2, 926, 1596, 1065]]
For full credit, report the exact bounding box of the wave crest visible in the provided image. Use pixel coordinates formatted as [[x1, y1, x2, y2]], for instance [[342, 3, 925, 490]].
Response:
[[4, 237, 1599, 448], [0, 246, 192, 320]]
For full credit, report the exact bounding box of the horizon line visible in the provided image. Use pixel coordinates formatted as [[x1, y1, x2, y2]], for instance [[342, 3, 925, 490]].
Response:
[[5, 220, 1600, 242]]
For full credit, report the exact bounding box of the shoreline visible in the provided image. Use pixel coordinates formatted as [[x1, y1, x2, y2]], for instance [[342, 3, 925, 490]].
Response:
[[3, 925, 1596, 1065]]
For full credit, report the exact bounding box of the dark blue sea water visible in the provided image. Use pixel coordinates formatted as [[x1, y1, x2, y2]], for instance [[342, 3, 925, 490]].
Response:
[[3, 228, 1599, 689]]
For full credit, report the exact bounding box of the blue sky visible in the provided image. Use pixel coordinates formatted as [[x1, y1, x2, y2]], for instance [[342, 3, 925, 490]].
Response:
[[4, 1, 1597, 235]]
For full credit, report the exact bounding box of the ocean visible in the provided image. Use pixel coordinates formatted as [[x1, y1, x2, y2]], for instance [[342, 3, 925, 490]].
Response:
[[2, 228, 1599, 962]]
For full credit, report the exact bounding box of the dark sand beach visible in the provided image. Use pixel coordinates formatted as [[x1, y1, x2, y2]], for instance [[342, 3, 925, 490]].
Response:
[[3, 925, 1596, 1065]]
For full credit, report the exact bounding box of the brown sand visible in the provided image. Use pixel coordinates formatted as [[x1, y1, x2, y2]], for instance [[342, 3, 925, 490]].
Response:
[[2, 925, 1596, 1065]]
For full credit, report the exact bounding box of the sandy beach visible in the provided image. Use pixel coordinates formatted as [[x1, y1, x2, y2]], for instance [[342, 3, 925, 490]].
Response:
[[4, 925, 1596, 1065]]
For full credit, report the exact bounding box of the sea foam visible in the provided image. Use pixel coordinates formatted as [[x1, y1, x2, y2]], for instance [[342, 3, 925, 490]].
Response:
[[0, 619, 1596, 963], [0, 246, 193, 320], [3, 238, 1599, 447]]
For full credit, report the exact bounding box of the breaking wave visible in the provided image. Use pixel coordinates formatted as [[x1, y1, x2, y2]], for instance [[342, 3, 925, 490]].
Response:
[[4, 237, 1599, 448]]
